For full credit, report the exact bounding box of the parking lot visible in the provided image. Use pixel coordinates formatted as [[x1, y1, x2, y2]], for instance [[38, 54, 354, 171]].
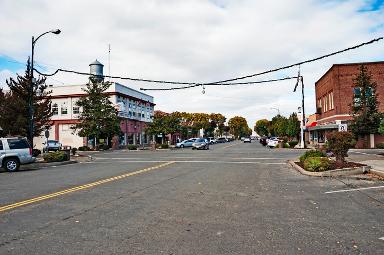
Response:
[[0, 141, 383, 254]]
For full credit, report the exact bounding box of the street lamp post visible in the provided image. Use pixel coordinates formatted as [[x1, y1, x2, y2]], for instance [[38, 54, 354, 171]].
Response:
[[29, 29, 61, 148], [270, 107, 280, 115]]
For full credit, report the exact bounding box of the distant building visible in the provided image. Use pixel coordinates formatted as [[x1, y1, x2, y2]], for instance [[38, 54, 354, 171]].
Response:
[[34, 60, 155, 149], [307, 61, 384, 148]]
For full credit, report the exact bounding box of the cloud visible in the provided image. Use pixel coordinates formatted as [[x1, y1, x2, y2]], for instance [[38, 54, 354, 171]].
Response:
[[0, 0, 383, 128]]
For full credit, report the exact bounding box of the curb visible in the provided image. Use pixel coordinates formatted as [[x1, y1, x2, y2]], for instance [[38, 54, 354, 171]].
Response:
[[288, 160, 371, 177], [21, 160, 78, 170], [370, 169, 384, 178]]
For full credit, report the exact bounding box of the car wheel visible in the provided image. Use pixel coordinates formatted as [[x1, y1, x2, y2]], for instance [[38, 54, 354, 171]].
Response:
[[180, 144, 184, 148], [4, 158, 20, 172]]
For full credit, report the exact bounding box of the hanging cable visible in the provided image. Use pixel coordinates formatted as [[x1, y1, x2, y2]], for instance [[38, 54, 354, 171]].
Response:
[[33, 37, 383, 87], [140, 76, 300, 91]]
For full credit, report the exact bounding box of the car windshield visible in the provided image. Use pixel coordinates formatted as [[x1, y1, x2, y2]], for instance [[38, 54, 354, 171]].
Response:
[[196, 138, 205, 142]]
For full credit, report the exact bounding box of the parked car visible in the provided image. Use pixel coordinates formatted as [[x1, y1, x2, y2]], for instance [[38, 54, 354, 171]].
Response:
[[267, 137, 281, 148], [192, 138, 210, 150], [207, 137, 217, 144], [43, 140, 62, 153], [216, 137, 227, 143], [259, 137, 268, 146], [243, 137, 251, 143], [176, 139, 196, 148], [0, 137, 35, 172]]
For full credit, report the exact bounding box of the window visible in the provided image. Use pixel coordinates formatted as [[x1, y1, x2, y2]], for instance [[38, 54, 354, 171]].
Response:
[[0, 140, 3, 150], [7, 139, 30, 149], [52, 103, 58, 115], [323, 96, 327, 112], [61, 103, 68, 115], [73, 106, 80, 114], [353, 87, 361, 106], [329, 91, 334, 110]]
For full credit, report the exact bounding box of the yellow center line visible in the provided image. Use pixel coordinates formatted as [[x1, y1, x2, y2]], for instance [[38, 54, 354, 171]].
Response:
[[0, 161, 175, 213]]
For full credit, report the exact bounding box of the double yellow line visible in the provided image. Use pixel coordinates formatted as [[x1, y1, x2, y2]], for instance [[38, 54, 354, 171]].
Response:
[[0, 161, 175, 213]]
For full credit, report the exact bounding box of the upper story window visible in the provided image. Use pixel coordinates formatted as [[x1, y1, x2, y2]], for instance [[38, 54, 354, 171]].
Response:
[[61, 103, 68, 115], [52, 103, 58, 115], [73, 106, 80, 114], [353, 87, 361, 106], [328, 91, 334, 110]]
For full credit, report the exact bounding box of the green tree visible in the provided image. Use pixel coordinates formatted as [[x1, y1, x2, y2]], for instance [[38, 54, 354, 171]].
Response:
[[350, 65, 382, 147], [269, 115, 288, 137], [286, 112, 300, 140], [378, 119, 384, 135], [254, 119, 269, 136], [228, 116, 249, 138], [145, 111, 181, 144], [326, 132, 355, 163], [2, 59, 52, 145], [72, 77, 120, 147]]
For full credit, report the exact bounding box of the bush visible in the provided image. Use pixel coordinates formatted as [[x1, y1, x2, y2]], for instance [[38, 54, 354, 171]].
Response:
[[127, 144, 138, 150], [376, 143, 384, 149], [157, 144, 169, 149], [32, 149, 41, 157], [71, 147, 77, 155], [43, 151, 67, 162], [78, 146, 90, 151], [283, 143, 290, 148], [98, 144, 109, 151], [288, 141, 299, 148], [326, 132, 355, 163], [303, 157, 331, 172], [299, 150, 326, 163]]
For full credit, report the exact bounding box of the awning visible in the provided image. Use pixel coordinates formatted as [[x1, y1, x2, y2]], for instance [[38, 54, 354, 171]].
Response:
[[306, 121, 317, 128], [308, 124, 338, 131]]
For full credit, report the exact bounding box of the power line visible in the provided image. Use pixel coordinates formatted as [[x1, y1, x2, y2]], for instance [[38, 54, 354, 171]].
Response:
[[33, 37, 383, 87], [139, 76, 299, 91]]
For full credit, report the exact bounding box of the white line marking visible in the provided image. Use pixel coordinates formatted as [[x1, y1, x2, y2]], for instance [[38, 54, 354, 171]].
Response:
[[87, 160, 286, 165], [325, 185, 384, 194], [379, 237, 384, 241]]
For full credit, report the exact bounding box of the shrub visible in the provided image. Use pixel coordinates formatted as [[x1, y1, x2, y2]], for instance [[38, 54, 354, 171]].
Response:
[[157, 144, 169, 149], [43, 151, 67, 162], [376, 143, 384, 149], [283, 143, 290, 148], [32, 149, 41, 157], [326, 132, 355, 163], [98, 144, 109, 151], [299, 150, 326, 163], [288, 141, 299, 148], [127, 144, 138, 150], [71, 147, 77, 155], [78, 146, 90, 151], [303, 157, 331, 172]]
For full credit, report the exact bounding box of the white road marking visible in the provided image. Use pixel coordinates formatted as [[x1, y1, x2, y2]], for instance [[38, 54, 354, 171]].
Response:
[[325, 185, 384, 194], [379, 237, 384, 241], [86, 160, 286, 165]]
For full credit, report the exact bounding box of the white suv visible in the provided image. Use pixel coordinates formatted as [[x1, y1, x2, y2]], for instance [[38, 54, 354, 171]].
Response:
[[0, 137, 35, 172]]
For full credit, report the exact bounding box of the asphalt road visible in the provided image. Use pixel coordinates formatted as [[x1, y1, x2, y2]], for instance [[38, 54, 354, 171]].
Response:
[[0, 141, 383, 254]]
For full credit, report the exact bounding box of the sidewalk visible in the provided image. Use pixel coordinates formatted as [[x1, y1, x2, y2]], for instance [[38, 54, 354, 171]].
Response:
[[361, 160, 384, 177]]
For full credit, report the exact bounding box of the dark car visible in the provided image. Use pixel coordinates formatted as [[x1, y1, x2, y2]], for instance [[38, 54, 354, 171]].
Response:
[[259, 137, 268, 146], [216, 137, 227, 143]]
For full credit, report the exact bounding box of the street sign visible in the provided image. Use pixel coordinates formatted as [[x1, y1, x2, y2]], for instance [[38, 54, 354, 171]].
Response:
[[44, 130, 50, 138], [338, 124, 347, 132]]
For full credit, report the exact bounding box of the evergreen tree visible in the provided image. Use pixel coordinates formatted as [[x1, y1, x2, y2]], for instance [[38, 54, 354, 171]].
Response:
[[350, 65, 382, 147], [286, 112, 300, 140], [2, 59, 52, 145], [73, 77, 120, 147]]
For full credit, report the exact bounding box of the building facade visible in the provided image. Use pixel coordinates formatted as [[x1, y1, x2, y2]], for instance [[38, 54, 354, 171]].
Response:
[[34, 61, 155, 150], [308, 61, 384, 147]]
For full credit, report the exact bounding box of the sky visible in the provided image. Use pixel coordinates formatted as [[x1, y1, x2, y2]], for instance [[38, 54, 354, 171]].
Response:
[[0, 0, 383, 128]]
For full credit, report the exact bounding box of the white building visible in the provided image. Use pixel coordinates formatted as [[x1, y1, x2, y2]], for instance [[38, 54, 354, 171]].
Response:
[[34, 60, 155, 150]]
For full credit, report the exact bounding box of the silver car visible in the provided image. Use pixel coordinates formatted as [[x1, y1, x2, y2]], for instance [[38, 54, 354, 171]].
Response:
[[192, 138, 210, 150], [176, 139, 196, 148], [0, 137, 35, 172]]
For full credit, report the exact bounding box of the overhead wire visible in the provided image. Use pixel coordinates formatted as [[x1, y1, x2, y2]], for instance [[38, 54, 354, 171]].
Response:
[[33, 37, 383, 89]]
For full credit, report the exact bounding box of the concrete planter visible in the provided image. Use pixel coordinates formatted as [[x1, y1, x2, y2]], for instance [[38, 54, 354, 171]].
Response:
[[288, 160, 371, 177]]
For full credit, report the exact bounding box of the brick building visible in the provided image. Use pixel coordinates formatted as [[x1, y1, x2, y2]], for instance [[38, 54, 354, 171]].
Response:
[[308, 61, 384, 148]]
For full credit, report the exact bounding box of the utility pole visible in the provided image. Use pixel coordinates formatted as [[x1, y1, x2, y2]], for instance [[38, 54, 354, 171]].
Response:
[[294, 66, 305, 149]]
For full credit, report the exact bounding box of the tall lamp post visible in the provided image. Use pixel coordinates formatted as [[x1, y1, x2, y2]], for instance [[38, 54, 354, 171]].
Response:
[[29, 29, 61, 148], [270, 107, 280, 115]]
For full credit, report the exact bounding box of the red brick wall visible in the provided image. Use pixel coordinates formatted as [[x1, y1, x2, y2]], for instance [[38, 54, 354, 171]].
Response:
[[315, 62, 384, 124]]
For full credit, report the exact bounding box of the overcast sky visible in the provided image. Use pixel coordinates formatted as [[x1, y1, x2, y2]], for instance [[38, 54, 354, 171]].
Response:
[[0, 0, 383, 128]]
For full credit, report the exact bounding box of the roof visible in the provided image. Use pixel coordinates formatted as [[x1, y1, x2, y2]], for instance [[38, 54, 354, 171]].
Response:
[[308, 124, 338, 131], [315, 60, 384, 86], [89, 59, 104, 66]]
